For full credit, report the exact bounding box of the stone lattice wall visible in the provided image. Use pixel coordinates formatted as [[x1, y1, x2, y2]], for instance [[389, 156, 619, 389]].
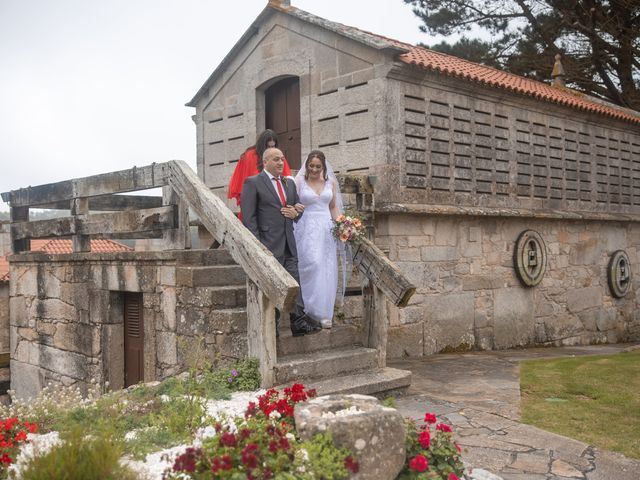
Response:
[[382, 76, 640, 216], [377, 214, 640, 357]]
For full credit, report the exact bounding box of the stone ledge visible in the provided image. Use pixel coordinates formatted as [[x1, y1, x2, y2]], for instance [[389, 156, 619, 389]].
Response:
[[376, 203, 640, 223]]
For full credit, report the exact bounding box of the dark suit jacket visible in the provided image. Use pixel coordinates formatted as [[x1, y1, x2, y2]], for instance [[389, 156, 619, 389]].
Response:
[[241, 171, 302, 261]]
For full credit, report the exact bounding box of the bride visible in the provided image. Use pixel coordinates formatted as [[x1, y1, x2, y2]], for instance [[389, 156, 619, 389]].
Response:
[[294, 150, 344, 329]]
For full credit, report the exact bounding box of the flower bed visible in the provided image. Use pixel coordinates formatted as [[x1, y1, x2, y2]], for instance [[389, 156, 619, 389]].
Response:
[[1, 360, 466, 479]]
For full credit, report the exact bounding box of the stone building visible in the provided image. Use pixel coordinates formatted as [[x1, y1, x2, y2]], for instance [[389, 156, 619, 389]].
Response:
[[189, 0, 640, 355]]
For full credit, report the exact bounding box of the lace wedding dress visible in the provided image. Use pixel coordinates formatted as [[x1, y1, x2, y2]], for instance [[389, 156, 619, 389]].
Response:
[[294, 179, 338, 326]]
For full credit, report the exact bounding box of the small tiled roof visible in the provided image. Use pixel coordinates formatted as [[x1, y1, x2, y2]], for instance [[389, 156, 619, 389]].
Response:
[[0, 257, 8, 283], [30, 238, 132, 254], [0, 239, 131, 281]]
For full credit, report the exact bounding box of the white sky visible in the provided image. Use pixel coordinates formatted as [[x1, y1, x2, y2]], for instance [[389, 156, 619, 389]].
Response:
[[0, 0, 442, 211]]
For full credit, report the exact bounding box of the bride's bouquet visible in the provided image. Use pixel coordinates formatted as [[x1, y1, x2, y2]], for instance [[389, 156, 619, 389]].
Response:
[[332, 213, 366, 244]]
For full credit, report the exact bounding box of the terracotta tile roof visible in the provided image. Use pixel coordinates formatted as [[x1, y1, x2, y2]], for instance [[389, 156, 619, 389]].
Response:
[[30, 238, 132, 254], [398, 46, 640, 125], [277, 4, 640, 126], [0, 257, 8, 283], [0, 239, 132, 281]]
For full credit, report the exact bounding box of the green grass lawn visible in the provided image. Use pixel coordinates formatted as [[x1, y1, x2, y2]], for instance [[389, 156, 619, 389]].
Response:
[[520, 351, 640, 459]]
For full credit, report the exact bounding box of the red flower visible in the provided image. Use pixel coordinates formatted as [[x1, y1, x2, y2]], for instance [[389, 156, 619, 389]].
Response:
[[454, 441, 461, 453], [418, 430, 431, 449], [423, 412, 437, 424], [14, 430, 27, 442], [268, 440, 279, 453], [448, 474, 460, 480], [436, 423, 453, 433], [172, 447, 201, 473], [0, 453, 12, 465], [219, 431, 237, 447], [409, 454, 429, 472], [23, 421, 38, 434], [344, 455, 359, 474]]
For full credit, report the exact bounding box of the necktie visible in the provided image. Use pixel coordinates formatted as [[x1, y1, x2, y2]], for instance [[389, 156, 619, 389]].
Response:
[[273, 177, 286, 206]]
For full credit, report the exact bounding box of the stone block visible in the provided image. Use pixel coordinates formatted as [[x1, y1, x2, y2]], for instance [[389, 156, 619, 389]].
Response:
[[157, 332, 178, 366], [462, 276, 504, 291], [103, 323, 124, 390], [595, 308, 618, 332], [36, 298, 77, 322], [421, 246, 458, 262], [434, 219, 458, 246], [162, 288, 177, 330], [569, 238, 602, 265], [10, 267, 37, 297], [540, 315, 584, 342], [493, 288, 535, 348], [159, 266, 176, 287], [397, 248, 421, 262], [9, 296, 29, 327], [566, 287, 602, 313], [10, 360, 43, 400], [295, 395, 406, 480], [387, 323, 423, 358], [53, 322, 100, 357], [424, 292, 475, 351], [39, 345, 90, 380]]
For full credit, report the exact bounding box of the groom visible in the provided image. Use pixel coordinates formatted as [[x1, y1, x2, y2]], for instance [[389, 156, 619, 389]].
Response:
[[241, 147, 320, 337]]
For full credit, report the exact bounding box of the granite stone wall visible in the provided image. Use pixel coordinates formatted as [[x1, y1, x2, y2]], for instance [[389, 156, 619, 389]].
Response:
[[377, 214, 640, 357], [8, 251, 250, 399]]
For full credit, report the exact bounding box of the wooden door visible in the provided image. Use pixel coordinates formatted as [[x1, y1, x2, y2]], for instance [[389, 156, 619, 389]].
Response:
[[265, 77, 301, 169], [124, 292, 144, 387]]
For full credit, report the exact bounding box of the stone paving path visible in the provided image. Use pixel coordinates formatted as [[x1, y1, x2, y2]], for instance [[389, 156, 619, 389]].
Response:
[[390, 344, 640, 480]]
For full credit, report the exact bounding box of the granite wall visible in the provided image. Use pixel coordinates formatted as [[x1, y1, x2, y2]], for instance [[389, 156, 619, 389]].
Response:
[[377, 214, 640, 357]]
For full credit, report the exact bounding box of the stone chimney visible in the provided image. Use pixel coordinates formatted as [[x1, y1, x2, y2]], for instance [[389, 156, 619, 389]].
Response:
[[551, 54, 566, 87]]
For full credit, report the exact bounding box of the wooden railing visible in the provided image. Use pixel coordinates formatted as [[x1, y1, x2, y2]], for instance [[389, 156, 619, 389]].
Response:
[[2, 161, 415, 384]]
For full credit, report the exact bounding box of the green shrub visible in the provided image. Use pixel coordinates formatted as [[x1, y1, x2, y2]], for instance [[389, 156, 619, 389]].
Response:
[[301, 431, 352, 480], [19, 428, 138, 480]]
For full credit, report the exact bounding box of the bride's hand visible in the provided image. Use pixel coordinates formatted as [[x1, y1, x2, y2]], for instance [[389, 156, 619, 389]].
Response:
[[293, 203, 305, 213], [281, 205, 298, 219]]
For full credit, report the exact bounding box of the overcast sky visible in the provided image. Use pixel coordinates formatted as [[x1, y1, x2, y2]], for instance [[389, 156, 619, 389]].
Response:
[[0, 0, 443, 211]]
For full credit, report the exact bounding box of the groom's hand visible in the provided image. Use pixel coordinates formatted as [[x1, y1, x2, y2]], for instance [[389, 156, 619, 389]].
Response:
[[281, 205, 298, 219], [293, 203, 305, 214]]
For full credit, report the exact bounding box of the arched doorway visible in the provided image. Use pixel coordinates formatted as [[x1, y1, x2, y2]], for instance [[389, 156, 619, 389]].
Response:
[[265, 77, 301, 169]]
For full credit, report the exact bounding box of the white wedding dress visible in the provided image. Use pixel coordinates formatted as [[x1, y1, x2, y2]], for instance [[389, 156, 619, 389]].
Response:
[[294, 179, 338, 324]]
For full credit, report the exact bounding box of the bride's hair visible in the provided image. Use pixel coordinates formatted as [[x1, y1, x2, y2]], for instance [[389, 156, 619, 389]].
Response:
[[304, 150, 328, 181]]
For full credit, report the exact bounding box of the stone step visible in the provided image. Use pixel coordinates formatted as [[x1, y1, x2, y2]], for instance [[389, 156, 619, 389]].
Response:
[[178, 285, 246, 309], [175, 249, 236, 266], [277, 324, 365, 356], [300, 367, 412, 397], [275, 346, 377, 385], [177, 307, 247, 336], [176, 265, 246, 287]]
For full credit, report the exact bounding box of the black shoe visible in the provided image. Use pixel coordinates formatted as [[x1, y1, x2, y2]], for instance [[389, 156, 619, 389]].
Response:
[[304, 316, 322, 330], [290, 317, 321, 337]]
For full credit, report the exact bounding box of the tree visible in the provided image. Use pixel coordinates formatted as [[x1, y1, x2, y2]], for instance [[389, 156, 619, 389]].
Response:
[[403, 0, 640, 111]]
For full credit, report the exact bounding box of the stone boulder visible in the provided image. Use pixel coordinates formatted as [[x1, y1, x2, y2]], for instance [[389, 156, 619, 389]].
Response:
[[294, 394, 406, 479]]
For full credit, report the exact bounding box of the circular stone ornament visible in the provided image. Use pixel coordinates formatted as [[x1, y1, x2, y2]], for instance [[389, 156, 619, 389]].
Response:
[[514, 230, 547, 287], [608, 250, 632, 298]]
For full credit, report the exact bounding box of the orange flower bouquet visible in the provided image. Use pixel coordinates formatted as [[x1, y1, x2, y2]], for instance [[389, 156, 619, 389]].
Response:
[[331, 213, 366, 244]]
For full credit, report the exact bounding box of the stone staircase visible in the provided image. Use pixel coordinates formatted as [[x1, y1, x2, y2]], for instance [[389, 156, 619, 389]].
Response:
[[178, 248, 411, 396]]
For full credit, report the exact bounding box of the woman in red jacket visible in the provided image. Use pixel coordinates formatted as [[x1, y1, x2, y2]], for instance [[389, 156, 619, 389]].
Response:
[[228, 130, 292, 217]]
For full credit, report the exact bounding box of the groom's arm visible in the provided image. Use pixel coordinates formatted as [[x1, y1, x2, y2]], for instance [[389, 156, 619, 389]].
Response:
[[240, 177, 259, 237]]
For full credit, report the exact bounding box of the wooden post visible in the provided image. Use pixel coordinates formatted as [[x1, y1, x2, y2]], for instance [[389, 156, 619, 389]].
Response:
[[10, 206, 29, 253], [162, 185, 190, 250], [246, 278, 277, 388], [71, 197, 90, 252], [363, 281, 388, 368]]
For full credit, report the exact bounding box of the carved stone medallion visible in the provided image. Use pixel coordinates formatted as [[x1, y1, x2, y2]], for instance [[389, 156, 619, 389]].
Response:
[[608, 250, 632, 298], [514, 230, 547, 287]]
